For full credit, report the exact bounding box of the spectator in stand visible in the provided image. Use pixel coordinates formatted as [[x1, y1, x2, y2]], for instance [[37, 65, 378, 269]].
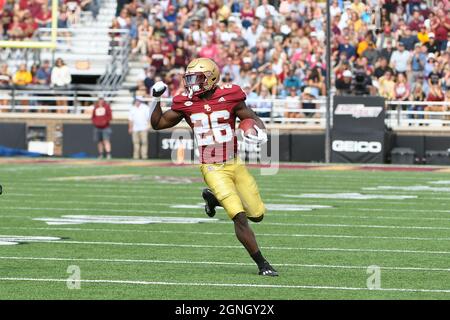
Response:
[[408, 9, 423, 32], [424, 81, 445, 120], [222, 72, 233, 85], [13, 63, 32, 86], [302, 87, 319, 119], [379, 38, 395, 62], [255, 0, 277, 21], [198, 35, 220, 60], [7, 15, 24, 40], [91, 95, 113, 159], [426, 32, 440, 53], [58, 5, 71, 44], [305, 66, 325, 97], [66, 0, 81, 25], [242, 84, 258, 110], [35, 60, 51, 85], [390, 42, 411, 74], [378, 69, 396, 100], [22, 13, 38, 39], [282, 68, 303, 97], [394, 73, 411, 103], [35, 4, 52, 28], [428, 60, 443, 90], [255, 87, 272, 119], [408, 43, 427, 84], [409, 81, 426, 120], [80, 0, 100, 21], [0, 63, 11, 111], [259, 69, 277, 96], [131, 18, 150, 56], [128, 96, 150, 160], [284, 87, 301, 119], [337, 35, 356, 63], [362, 42, 380, 67], [51, 58, 72, 113], [417, 25, 429, 44], [335, 70, 353, 95]]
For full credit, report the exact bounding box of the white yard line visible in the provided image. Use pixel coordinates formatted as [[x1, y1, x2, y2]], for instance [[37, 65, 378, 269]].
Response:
[[1, 226, 450, 242], [5, 192, 450, 207], [3, 204, 450, 221], [1, 214, 449, 231], [14, 181, 445, 194], [0, 277, 449, 294], [0, 207, 187, 215], [2, 199, 450, 221], [26, 239, 450, 255], [0, 256, 449, 273]]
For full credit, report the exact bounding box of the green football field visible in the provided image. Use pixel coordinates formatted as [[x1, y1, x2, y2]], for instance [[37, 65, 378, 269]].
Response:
[[1, 159, 450, 300]]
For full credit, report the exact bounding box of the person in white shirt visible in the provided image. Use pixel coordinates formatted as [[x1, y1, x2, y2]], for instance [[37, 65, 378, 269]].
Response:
[[51, 58, 72, 113], [243, 18, 264, 49], [128, 96, 151, 159], [51, 58, 71, 87], [390, 42, 411, 74], [255, 0, 277, 21]]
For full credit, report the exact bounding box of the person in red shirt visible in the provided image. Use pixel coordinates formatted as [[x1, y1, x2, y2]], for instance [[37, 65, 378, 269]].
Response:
[[91, 95, 113, 159], [424, 83, 445, 120], [198, 36, 219, 60], [35, 4, 52, 28]]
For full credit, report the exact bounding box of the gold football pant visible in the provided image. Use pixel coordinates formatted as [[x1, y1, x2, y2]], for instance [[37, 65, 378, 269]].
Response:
[[200, 158, 265, 220]]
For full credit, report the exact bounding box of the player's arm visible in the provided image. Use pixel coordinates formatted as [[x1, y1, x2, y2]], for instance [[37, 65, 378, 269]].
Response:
[[235, 101, 268, 144], [235, 101, 266, 130], [150, 81, 184, 130]]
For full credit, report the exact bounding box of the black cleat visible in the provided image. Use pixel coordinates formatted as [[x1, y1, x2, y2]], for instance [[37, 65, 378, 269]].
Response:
[[202, 188, 219, 217], [258, 262, 279, 277]]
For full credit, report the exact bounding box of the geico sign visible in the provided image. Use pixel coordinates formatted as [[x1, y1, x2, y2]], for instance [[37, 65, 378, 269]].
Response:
[[332, 140, 382, 153]]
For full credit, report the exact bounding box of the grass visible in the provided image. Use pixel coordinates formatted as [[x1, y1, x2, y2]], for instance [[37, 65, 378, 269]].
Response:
[[0, 159, 450, 299]]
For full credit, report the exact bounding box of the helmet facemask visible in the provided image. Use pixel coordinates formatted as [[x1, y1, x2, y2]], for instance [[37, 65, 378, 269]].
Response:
[[183, 72, 215, 99]]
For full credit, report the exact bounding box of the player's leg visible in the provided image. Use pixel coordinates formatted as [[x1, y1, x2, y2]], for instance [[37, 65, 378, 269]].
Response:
[[233, 162, 277, 276], [233, 212, 278, 276], [234, 160, 265, 222], [201, 163, 278, 276], [202, 188, 220, 217], [200, 164, 244, 219]]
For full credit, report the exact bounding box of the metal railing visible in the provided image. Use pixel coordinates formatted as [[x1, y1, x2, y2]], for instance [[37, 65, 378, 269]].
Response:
[[97, 29, 131, 91], [386, 101, 450, 128], [1, 88, 450, 128]]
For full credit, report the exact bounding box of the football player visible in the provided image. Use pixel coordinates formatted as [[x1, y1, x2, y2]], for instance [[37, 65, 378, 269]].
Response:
[[150, 58, 278, 276]]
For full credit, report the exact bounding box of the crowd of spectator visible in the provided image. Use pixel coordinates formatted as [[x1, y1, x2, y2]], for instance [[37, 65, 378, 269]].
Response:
[[0, 58, 71, 87], [0, 57, 72, 112], [112, 0, 450, 119], [0, 0, 100, 41]]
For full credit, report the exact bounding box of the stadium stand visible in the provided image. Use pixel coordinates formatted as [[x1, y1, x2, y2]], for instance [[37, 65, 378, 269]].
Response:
[[0, 0, 449, 122]]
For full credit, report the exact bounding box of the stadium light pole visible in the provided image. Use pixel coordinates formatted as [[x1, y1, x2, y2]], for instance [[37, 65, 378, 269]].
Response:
[[325, 0, 332, 163]]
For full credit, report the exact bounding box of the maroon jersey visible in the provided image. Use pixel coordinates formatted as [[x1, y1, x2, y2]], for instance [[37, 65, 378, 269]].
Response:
[[92, 101, 112, 129], [172, 84, 246, 164]]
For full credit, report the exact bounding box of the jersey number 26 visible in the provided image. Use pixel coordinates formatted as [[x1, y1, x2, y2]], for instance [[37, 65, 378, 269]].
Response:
[[190, 110, 233, 146]]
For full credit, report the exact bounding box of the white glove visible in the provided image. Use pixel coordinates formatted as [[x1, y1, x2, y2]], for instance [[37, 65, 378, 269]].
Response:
[[242, 125, 268, 145], [151, 81, 167, 98]]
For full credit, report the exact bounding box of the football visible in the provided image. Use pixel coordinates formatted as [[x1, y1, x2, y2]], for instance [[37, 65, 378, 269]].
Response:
[[239, 118, 257, 136]]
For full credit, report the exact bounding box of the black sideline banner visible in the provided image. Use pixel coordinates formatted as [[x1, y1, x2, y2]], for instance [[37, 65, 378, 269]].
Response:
[[331, 96, 386, 163]]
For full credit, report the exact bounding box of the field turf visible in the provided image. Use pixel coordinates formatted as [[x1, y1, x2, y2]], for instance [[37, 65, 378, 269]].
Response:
[[0, 159, 450, 299]]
